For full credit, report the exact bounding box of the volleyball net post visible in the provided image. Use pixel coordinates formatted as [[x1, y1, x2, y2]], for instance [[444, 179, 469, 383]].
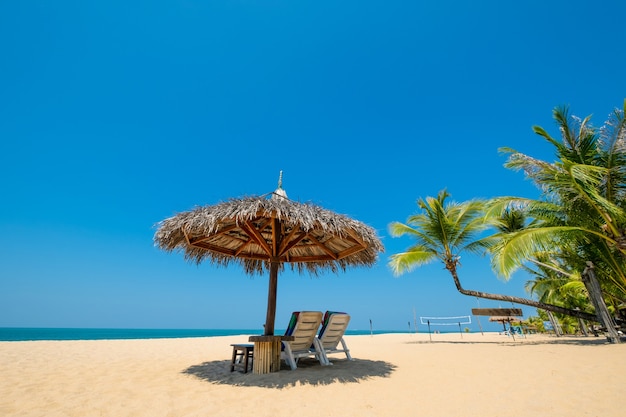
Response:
[[420, 315, 472, 341]]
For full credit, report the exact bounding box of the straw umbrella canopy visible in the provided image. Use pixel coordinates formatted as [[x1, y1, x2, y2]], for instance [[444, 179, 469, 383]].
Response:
[[489, 316, 523, 331], [154, 174, 384, 336]]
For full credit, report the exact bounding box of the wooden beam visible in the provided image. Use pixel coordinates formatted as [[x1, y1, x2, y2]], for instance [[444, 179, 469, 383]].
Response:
[[471, 308, 523, 316], [234, 239, 253, 256], [307, 234, 338, 260], [345, 227, 367, 247], [187, 224, 239, 245], [256, 218, 272, 231], [279, 230, 307, 258], [271, 214, 278, 257], [240, 221, 272, 257], [182, 227, 191, 246], [337, 244, 367, 259], [192, 242, 237, 257], [286, 254, 336, 262]]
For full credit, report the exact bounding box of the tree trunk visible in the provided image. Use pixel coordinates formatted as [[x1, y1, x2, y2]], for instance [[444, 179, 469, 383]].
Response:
[[445, 263, 598, 322], [578, 317, 589, 336], [581, 261, 621, 344], [547, 310, 562, 336]]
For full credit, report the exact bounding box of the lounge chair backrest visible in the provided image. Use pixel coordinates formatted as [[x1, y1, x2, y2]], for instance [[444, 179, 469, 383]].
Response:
[[284, 311, 323, 352], [317, 311, 350, 350]]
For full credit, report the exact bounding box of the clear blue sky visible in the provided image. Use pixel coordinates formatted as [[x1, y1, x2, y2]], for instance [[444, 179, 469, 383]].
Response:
[[1, 1, 624, 332]]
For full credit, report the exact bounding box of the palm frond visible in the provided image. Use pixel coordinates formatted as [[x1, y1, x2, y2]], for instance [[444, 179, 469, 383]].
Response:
[[490, 226, 589, 279], [388, 249, 438, 276]]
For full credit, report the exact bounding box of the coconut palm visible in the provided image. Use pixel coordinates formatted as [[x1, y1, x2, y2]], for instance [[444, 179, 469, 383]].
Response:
[[491, 102, 626, 342], [525, 269, 595, 335], [387, 190, 596, 321], [525, 256, 593, 306], [495, 103, 626, 288], [492, 210, 593, 314]]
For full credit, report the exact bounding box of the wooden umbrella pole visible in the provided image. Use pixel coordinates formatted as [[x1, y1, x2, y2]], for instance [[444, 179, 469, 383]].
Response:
[[264, 260, 279, 336], [250, 259, 283, 374], [251, 214, 288, 374]]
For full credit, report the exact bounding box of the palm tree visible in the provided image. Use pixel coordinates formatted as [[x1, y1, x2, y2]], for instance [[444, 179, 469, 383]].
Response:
[[491, 102, 626, 342], [495, 103, 626, 287], [523, 257, 596, 335], [492, 209, 593, 315], [387, 190, 597, 321], [524, 266, 588, 310]]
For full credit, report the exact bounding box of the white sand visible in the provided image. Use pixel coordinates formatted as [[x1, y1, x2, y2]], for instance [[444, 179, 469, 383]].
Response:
[[1, 332, 623, 417]]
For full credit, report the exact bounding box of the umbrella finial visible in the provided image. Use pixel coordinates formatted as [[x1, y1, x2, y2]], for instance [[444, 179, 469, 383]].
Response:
[[272, 171, 288, 199]]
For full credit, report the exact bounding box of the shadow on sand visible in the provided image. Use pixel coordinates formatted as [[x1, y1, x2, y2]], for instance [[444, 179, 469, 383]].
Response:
[[182, 357, 396, 388], [405, 335, 615, 347]]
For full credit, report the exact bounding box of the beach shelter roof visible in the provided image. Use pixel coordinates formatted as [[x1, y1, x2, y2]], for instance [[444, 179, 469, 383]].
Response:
[[489, 316, 524, 323], [154, 173, 384, 335]]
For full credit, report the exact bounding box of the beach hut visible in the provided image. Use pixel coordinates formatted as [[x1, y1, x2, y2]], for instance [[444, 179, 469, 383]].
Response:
[[154, 172, 384, 373]]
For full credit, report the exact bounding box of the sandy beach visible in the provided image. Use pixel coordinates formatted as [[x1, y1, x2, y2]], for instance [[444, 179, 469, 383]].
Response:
[[1, 332, 623, 417]]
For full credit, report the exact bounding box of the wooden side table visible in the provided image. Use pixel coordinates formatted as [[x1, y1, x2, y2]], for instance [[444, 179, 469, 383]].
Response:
[[230, 343, 254, 373]]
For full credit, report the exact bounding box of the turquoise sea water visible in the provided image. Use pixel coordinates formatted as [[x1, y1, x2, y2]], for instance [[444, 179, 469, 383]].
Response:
[[0, 328, 412, 341]]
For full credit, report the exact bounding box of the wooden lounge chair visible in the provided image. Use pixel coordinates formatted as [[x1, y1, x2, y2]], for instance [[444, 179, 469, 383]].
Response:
[[315, 311, 353, 365], [280, 311, 325, 370]]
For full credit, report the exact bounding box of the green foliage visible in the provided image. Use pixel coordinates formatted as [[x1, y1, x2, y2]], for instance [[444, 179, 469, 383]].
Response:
[[388, 190, 489, 276], [493, 102, 626, 303], [525, 315, 546, 333], [387, 102, 626, 327]]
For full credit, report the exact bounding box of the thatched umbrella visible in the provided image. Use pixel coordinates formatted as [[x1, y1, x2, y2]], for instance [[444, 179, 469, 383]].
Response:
[[154, 173, 384, 338], [489, 316, 523, 331]]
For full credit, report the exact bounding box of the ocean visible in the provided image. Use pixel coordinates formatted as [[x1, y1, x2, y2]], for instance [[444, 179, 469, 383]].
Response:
[[0, 328, 412, 341]]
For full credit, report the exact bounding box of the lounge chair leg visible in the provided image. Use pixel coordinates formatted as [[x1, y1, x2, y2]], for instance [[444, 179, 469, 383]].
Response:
[[283, 344, 298, 370], [312, 339, 331, 366], [340, 338, 353, 361], [317, 353, 331, 366]]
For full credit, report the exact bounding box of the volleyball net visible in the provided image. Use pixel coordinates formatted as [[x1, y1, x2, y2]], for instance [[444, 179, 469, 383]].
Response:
[[420, 315, 472, 326], [419, 315, 472, 340]]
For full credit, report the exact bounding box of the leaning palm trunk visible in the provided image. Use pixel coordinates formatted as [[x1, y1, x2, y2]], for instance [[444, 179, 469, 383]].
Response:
[[546, 310, 563, 336], [582, 262, 621, 343], [444, 262, 598, 322]]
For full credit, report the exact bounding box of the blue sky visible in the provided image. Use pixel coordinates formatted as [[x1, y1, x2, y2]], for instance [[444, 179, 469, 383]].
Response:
[[1, 1, 625, 332]]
